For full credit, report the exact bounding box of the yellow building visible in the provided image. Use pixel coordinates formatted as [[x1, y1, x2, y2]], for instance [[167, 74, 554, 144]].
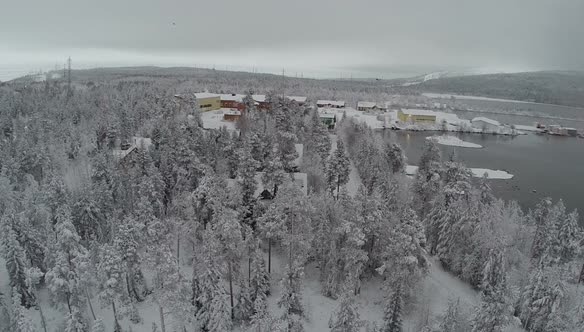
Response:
[[194, 93, 221, 112], [398, 109, 437, 123]]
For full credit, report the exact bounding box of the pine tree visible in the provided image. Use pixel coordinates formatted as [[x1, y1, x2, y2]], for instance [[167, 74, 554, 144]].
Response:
[[555, 209, 581, 265], [10, 291, 35, 332], [235, 277, 254, 322], [382, 142, 406, 174], [64, 308, 87, 332], [329, 288, 363, 332], [3, 226, 35, 308], [45, 205, 89, 316], [249, 242, 270, 303], [96, 243, 125, 329], [308, 110, 331, 161], [238, 142, 260, 207], [91, 318, 106, 332], [383, 284, 403, 332], [471, 250, 509, 332], [439, 298, 463, 332], [326, 138, 350, 200], [262, 143, 286, 197]]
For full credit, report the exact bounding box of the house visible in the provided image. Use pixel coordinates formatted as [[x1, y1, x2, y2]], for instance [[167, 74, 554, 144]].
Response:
[[287, 96, 307, 105], [219, 93, 245, 109], [252, 95, 271, 110], [112, 137, 153, 165], [223, 110, 241, 121], [398, 109, 437, 123], [357, 101, 378, 112], [319, 113, 337, 129], [194, 93, 221, 112], [317, 100, 346, 108], [472, 117, 501, 132], [566, 128, 578, 137]]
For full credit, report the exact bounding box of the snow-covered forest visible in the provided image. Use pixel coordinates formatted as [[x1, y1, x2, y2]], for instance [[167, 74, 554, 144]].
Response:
[[1, 69, 583, 332]]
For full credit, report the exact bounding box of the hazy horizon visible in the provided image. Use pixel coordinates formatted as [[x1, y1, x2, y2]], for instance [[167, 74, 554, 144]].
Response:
[[2, 0, 584, 81]]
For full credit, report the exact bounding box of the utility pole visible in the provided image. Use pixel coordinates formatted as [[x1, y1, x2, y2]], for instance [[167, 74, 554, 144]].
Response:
[[67, 57, 72, 98]]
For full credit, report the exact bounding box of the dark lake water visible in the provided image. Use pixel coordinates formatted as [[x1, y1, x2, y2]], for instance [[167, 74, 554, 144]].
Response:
[[380, 130, 584, 225]]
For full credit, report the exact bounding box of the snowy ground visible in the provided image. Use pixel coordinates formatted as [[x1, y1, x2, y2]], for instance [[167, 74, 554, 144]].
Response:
[[200, 108, 239, 131], [405, 165, 514, 180], [514, 124, 544, 133], [426, 135, 483, 148]]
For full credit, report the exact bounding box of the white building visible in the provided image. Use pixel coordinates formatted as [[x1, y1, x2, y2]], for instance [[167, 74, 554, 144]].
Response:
[[472, 117, 501, 132]]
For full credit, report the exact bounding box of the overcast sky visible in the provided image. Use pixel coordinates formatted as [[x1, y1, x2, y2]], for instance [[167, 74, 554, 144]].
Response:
[[1, 0, 583, 78]]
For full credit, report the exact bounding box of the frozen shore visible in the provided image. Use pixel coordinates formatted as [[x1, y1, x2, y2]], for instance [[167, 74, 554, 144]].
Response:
[[405, 165, 514, 180]]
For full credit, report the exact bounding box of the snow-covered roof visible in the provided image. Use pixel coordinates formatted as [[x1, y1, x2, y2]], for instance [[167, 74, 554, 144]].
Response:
[[319, 113, 336, 119], [400, 109, 437, 116], [317, 100, 346, 107], [132, 137, 152, 149], [287, 96, 307, 103], [219, 93, 245, 102], [357, 101, 377, 108], [471, 117, 500, 126], [252, 94, 267, 102], [194, 92, 220, 99]]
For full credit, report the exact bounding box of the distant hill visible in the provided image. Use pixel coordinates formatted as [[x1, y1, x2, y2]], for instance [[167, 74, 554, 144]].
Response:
[[414, 71, 584, 108]]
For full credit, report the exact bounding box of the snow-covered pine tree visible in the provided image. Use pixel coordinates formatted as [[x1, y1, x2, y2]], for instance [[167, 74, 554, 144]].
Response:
[[308, 110, 331, 161], [438, 298, 464, 332], [96, 243, 125, 329], [471, 249, 510, 332], [329, 286, 363, 332], [249, 240, 270, 303], [530, 197, 553, 264], [382, 283, 403, 332], [45, 205, 89, 317], [382, 142, 406, 174], [326, 138, 350, 200], [2, 225, 35, 308], [10, 290, 35, 332], [238, 141, 259, 209], [90, 317, 106, 332], [262, 143, 286, 198], [554, 209, 581, 265], [235, 277, 254, 322]]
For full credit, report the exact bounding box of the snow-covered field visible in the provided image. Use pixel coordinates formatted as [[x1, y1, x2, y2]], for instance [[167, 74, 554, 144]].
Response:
[[426, 135, 483, 148], [405, 165, 514, 180]]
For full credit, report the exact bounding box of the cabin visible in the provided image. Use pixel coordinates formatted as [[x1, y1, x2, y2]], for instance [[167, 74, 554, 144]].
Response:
[[112, 137, 153, 166], [287, 96, 307, 105], [252, 95, 271, 110], [317, 100, 346, 108], [357, 101, 382, 112], [223, 110, 241, 121], [319, 113, 337, 129], [398, 109, 437, 123], [472, 117, 501, 132], [194, 93, 221, 112]]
